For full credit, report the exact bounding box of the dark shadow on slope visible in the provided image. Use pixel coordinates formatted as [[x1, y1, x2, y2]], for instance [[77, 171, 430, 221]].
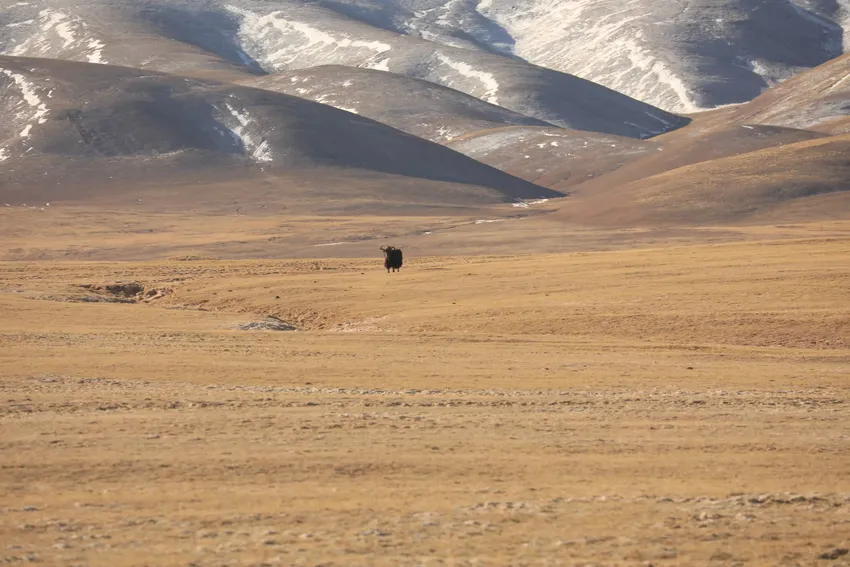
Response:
[[316, 0, 517, 58], [138, 4, 268, 75], [43, 82, 249, 158], [677, 0, 842, 109], [737, 0, 843, 65], [314, 0, 405, 34], [1, 53, 559, 201], [450, 0, 517, 55]]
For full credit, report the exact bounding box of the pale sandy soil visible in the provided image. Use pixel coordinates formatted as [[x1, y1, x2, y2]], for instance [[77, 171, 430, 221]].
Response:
[[2, 235, 849, 566]]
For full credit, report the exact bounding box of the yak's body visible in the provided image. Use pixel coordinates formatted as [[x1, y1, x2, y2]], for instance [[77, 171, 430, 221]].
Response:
[[381, 246, 403, 273]]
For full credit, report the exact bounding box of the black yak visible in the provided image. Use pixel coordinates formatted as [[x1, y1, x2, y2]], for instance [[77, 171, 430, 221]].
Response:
[[380, 245, 403, 273]]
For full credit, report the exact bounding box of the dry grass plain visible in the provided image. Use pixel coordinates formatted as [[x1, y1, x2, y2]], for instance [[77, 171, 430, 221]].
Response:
[[2, 232, 850, 566]]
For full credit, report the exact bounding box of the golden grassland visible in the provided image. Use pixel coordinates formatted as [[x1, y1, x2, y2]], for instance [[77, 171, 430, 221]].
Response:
[[2, 233, 850, 566], [4, 202, 850, 262]]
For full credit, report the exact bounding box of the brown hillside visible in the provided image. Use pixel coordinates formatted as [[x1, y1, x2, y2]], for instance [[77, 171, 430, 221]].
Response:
[[555, 135, 850, 226], [0, 56, 558, 209], [732, 53, 850, 132]]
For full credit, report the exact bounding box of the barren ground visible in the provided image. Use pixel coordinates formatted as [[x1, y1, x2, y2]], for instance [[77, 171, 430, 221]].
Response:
[[2, 231, 850, 566]]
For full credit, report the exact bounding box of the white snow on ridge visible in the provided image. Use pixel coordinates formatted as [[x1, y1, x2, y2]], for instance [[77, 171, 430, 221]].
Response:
[[423, 0, 847, 112], [8, 9, 108, 65], [618, 35, 697, 113], [225, 5, 391, 70], [512, 198, 549, 208], [222, 101, 274, 163], [6, 19, 35, 28], [0, 148, 9, 162], [365, 58, 390, 71], [435, 125, 460, 141], [86, 39, 106, 64], [435, 53, 500, 104], [477, 0, 495, 13], [1, 69, 50, 140], [45, 12, 77, 49], [828, 72, 850, 93], [481, 0, 697, 113], [429, 0, 689, 109]]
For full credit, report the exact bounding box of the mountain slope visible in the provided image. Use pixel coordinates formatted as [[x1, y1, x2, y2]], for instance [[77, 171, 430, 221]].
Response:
[[0, 0, 687, 139], [225, 1, 688, 137], [3, 1, 846, 117], [354, 0, 848, 113], [731, 53, 850, 133], [554, 135, 850, 225], [447, 127, 655, 190], [0, 56, 560, 207], [241, 65, 552, 143], [0, 1, 265, 82]]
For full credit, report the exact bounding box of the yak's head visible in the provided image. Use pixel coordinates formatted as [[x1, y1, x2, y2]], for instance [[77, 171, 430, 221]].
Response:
[[380, 245, 396, 256]]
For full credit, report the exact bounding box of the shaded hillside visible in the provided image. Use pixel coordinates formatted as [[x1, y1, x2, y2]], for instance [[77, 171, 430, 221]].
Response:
[[732, 53, 850, 133], [349, 0, 848, 112], [0, 0, 264, 82], [242, 65, 551, 143], [0, 56, 560, 207], [447, 127, 655, 190], [541, 123, 829, 195], [0, 0, 688, 139]]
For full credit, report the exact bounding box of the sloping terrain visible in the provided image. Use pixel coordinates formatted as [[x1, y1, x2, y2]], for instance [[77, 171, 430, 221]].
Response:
[[0, 56, 560, 208], [444, 121, 830, 194], [558, 123, 828, 192], [0, 0, 687, 139], [732, 52, 850, 132], [2, 1, 849, 231], [556, 134, 850, 225], [0, 0, 264, 82], [370, 0, 849, 112], [518, 53, 850, 224], [242, 65, 551, 143], [447, 127, 655, 189], [2, 0, 846, 125], [222, 1, 688, 137]]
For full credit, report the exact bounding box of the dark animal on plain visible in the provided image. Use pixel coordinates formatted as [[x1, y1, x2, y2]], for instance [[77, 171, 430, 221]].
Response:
[[380, 245, 403, 273]]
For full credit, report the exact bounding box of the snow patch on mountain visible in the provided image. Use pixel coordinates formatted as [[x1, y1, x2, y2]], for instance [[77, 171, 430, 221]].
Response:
[[435, 53, 500, 104], [470, 1, 698, 112], [1, 68, 49, 141], [364, 57, 390, 71], [85, 38, 106, 64], [405, 0, 847, 112], [226, 5, 391, 70], [6, 8, 107, 65], [220, 100, 273, 162]]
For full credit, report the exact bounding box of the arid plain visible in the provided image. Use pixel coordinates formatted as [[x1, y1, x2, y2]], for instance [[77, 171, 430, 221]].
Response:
[[2, 219, 849, 566], [3, 1, 850, 564]]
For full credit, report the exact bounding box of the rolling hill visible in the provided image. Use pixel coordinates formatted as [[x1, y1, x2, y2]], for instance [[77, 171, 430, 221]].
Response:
[[731, 52, 850, 133], [447, 127, 655, 190], [0, 0, 688, 139], [2, 0, 850, 233], [0, 55, 560, 209], [241, 65, 551, 143], [554, 134, 850, 225], [339, 0, 849, 112]]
